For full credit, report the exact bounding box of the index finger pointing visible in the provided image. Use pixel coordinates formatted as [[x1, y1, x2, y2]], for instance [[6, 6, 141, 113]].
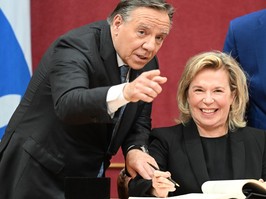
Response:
[[142, 69, 161, 79]]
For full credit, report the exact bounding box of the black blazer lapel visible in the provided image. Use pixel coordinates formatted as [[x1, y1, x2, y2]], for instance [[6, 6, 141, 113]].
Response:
[[184, 121, 209, 186]]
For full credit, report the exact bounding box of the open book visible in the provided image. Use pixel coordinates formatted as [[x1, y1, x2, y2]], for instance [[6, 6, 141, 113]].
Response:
[[129, 179, 266, 199], [200, 179, 266, 198]]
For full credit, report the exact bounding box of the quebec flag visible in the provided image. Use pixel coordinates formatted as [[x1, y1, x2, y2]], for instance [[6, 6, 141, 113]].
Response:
[[0, 0, 31, 138]]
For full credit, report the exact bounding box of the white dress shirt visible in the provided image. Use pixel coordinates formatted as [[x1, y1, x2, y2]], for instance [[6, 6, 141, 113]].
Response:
[[106, 54, 130, 117]]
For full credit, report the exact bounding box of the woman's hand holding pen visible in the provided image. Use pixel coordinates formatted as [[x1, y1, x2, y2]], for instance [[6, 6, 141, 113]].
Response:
[[151, 170, 176, 198], [147, 162, 178, 197]]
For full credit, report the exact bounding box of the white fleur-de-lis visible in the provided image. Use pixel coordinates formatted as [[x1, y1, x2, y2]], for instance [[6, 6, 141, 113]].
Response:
[[0, 94, 21, 128]]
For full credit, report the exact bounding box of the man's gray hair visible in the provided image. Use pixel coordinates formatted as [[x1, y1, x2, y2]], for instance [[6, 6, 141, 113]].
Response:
[[107, 0, 174, 25]]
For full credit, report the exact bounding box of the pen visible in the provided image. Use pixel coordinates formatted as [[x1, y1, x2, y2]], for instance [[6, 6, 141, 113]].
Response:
[[147, 162, 180, 187]]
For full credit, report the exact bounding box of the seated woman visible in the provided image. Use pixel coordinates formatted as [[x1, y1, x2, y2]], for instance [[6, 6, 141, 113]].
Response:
[[128, 51, 266, 198]]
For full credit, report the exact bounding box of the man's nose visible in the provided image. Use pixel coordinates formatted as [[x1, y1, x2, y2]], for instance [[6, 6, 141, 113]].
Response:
[[142, 37, 156, 51]]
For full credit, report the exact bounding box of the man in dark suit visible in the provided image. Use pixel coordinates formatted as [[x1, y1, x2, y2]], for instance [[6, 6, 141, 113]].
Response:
[[223, 9, 266, 130], [0, 1, 174, 198]]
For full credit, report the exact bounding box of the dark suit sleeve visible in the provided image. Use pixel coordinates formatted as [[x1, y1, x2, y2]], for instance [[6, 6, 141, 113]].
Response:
[[49, 38, 112, 124], [128, 175, 153, 197]]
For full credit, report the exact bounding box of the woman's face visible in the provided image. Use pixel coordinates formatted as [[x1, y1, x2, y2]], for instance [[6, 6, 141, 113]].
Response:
[[187, 68, 235, 136]]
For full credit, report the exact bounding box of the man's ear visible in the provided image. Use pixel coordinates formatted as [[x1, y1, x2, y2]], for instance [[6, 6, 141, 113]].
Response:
[[112, 14, 123, 31]]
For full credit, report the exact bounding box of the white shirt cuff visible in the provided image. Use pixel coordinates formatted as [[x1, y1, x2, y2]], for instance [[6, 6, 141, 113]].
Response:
[[106, 83, 129, 116]]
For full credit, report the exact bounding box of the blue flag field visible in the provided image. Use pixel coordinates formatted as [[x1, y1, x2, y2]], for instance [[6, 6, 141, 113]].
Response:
[[0, 0, 31, 138]]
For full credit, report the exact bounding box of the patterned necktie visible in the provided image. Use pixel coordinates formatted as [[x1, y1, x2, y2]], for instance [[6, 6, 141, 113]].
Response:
[[120, 65, 129, 83]]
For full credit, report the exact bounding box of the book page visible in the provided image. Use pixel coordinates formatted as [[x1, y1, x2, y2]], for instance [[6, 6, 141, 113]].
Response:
[[129, 179, 266, 199], [166, 193, 234, 199], [201, 179, 266, 199], [129, 193, 232, 199]]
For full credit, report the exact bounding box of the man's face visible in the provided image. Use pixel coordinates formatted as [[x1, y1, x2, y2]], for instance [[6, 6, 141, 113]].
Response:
[[111, 7, 171, 70]]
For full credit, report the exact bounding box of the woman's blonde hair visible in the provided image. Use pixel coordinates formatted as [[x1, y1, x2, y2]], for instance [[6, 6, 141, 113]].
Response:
[[177, 51, 249, 131]]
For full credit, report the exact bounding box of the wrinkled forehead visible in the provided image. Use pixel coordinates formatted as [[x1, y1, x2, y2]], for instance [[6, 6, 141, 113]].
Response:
[[127, 7, 171, 34]]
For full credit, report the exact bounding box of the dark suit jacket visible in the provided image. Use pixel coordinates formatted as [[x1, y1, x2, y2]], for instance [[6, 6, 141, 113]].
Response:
[[223, 9, 266, 130], [128, 120, 266, 197], [0, 20, 159, 199]]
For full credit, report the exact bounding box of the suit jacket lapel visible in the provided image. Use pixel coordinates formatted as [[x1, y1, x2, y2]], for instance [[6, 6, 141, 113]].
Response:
[[107, 70, 140, 155], [99, 21, 120, 85], [184, 121, 247, 183], [184, 120, 209, 186]]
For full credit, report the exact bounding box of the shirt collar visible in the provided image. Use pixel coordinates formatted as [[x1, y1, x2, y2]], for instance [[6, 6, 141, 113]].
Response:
[[116, 54, 126, 67]]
